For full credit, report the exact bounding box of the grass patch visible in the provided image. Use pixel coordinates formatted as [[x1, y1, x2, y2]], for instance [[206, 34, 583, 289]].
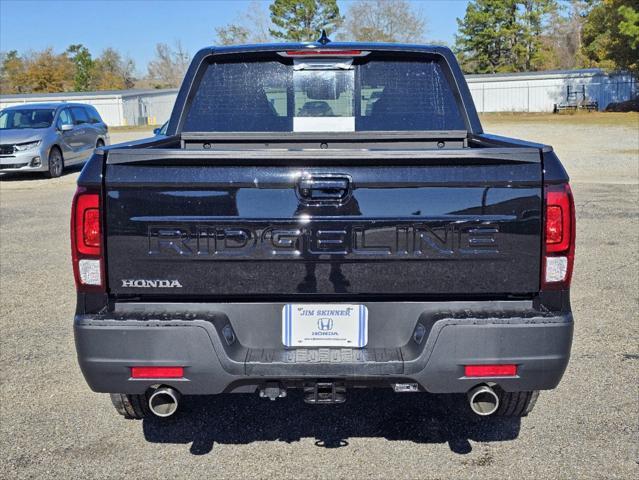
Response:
[[480, 111, 639, 127]]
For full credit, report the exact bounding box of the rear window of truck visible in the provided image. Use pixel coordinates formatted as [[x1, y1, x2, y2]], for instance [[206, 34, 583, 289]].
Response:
[[182, 55, 466, 132]]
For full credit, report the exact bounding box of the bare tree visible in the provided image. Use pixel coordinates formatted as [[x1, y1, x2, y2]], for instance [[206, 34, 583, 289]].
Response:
[[546, 0, 589, 69], [147, 41, 190, 88], [338, 0, 427, 43], [91, 48, 136, 90], [215, 1, 273, 45]]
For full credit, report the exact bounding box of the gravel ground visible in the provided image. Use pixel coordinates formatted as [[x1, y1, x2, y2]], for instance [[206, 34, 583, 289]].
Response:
[[1, 119, 637, 479]]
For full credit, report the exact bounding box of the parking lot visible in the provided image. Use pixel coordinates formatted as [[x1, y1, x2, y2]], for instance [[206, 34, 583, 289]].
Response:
[[1, 114, 637, 479]]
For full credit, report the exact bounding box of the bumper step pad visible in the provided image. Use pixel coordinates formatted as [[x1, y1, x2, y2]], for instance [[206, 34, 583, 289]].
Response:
[[245, 347, 403, 376]]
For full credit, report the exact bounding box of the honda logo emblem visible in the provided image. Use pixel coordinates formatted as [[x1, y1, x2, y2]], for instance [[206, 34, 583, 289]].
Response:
[[317, 318, 334, 331]]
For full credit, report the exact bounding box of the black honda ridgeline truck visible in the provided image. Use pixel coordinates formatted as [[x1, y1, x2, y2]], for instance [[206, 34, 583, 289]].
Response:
[[72, 41, 575, 420]]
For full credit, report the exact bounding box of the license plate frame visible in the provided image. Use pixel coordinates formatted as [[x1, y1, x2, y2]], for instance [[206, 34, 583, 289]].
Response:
[[282, 304, 368, 348]]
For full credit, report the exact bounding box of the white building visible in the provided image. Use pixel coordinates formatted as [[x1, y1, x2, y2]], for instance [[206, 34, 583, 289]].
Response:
[[466, 68, 636, 113], [0, 69, 636, 124], [0, 88, 177, 127]]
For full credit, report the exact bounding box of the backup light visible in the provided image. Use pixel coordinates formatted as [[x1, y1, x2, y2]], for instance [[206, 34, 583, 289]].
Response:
[[545, 256, 568, 283], [78, 259, 102, 285]]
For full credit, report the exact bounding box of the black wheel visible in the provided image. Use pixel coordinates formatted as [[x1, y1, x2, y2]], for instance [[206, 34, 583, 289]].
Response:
[[45, 147, 64, 178], [109, 393, 149, 419], [96, 139, 105, 148], [495, 389, 539, 417]]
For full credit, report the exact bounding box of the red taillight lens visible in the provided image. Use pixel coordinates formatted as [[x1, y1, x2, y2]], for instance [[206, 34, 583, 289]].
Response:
[[545, 186, 572, 253], [542, 183, 575, 289], [71, 187, 104, 291], [545, 205, 563, 245], [83, 208, 101, 248], [74, 191, 100, 255], [465, 364, 517, 377], [131, 366, 184, 379]]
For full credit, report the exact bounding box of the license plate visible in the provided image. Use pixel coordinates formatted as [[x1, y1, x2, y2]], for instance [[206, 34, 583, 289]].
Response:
[[282, 304, 368, 348]]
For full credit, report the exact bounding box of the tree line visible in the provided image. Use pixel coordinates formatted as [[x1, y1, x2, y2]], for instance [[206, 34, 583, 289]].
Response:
[[455, 0, 638, 74], [1, 46, 135, 94], [1, 0, 636, 95], [0, 41, 190, 94], [219, 0, 638, 74]]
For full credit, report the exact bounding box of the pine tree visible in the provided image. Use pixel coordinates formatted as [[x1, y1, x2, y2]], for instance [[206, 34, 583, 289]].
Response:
[[517, 0, 558, 71], [455, 0, 558, 73], [455, 0, 520, 73], [269, 0, 342, 42], [67, 44, 94, 92], [582, 0, 639, 74]]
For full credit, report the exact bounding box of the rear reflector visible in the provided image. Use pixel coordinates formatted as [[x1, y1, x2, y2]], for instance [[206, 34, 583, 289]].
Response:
[[465, 364, 517, 377], [131, 366, 184, 379]]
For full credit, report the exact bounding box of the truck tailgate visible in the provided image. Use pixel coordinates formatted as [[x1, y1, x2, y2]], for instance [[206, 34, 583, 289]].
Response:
[[104, 148, 542, 297]]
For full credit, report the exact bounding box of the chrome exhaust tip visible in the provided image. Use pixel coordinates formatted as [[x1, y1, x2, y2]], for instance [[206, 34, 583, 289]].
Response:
[[467, 385, 499, 416], [148, 387, 181, 418]]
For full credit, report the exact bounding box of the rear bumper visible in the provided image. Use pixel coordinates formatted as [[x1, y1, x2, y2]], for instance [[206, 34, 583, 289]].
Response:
[[74, 301, 573, 395]]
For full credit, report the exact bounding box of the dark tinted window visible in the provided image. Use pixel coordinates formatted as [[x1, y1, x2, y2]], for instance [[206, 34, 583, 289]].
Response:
[[86, 106, 102, 123], [184, 61, 291, 132], [183, 56, 466, 132], [358, 60, 465, 131], [0, 109, 55, 129], [70, 107, 89, 125]]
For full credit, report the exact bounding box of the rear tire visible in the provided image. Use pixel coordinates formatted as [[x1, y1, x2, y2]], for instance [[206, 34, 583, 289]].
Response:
[[495, 389, 539, 417], [45, 147, 64, 178], [109, 393, 149, 419]]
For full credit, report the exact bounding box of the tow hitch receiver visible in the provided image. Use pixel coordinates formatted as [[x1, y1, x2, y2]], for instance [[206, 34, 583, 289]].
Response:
[[259, 382, 287, 401], [304, 382, 346, 404]]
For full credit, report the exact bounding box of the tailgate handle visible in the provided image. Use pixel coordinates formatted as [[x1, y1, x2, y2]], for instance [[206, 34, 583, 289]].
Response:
[[298, 177, 350, 202]]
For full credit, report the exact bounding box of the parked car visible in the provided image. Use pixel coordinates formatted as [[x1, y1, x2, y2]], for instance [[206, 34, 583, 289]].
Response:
[[72, 41, 574, 420], [0, 103, 109, 178]]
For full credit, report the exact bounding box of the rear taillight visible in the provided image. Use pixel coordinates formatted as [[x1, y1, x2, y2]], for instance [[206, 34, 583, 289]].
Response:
[[542, 183, 575, 290], [71, 187, 104, 292]]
